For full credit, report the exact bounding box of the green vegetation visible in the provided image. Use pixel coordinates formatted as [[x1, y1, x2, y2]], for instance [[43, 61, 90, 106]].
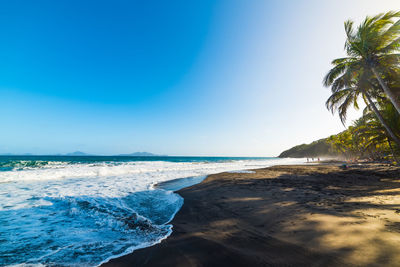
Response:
[[324, 11, 400, 163], [281, 11, 400, 163], [279, 102, 400, 160], [278, 139, 336, 158], [326, 104, 400, 161]]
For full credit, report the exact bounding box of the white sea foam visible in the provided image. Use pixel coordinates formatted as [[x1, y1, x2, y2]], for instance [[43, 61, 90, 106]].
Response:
[[0, 157, 305, 266]]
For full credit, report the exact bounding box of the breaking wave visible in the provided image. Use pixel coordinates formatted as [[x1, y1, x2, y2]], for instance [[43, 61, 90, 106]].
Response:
[[0, 156, 305, 266]]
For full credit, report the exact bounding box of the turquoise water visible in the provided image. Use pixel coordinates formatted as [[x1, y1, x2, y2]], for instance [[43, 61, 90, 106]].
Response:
[[0, 155, 274, 170], [0, 156, 304, 266]]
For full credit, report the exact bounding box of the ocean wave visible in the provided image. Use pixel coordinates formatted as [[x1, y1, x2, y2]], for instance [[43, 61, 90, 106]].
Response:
[[0, 160, 70, 172], [0, 157, 305, 266], [0, 191, 183, 266]]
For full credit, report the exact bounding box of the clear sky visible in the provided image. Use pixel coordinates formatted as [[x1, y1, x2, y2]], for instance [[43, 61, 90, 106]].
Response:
[[1, 0, 399, 156]]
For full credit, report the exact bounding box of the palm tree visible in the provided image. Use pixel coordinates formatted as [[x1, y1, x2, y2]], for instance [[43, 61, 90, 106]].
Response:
[[324, 11, 400, 114], [324, 70, 400, 147], [363, 100, 400, 146], [357, 102, 400, 161]]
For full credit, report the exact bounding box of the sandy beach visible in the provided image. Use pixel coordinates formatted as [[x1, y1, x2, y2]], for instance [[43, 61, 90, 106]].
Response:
[[4, 2, 400, 266], [103, 163, 400, 266]]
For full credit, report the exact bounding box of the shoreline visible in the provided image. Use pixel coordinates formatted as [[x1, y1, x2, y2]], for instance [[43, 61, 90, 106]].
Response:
[[103, 163, 400, 266], [100, 163, 306, 266]]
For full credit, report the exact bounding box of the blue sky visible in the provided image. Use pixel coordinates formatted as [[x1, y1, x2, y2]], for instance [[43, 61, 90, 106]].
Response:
[[1, 0, 399, 156]]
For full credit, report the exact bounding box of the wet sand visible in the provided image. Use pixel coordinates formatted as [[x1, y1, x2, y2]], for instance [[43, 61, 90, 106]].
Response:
[[103, 164, 400, 267]]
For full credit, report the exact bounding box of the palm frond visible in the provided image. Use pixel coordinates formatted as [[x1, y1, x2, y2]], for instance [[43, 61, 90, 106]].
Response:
[[323, 62, 347, 86]]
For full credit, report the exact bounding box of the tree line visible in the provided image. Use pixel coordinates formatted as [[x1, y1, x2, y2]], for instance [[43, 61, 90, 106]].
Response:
[[324, 11, 400, 163]]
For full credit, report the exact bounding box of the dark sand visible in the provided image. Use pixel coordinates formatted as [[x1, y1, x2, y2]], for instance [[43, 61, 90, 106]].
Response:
[[103, 164, 400, 267]]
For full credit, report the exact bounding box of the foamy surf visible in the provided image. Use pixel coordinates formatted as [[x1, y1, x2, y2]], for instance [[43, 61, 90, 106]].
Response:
[[0, 156, 305, 266]]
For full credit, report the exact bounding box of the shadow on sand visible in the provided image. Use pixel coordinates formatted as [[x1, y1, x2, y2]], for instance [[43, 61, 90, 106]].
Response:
[[104, 164, 400, 267]]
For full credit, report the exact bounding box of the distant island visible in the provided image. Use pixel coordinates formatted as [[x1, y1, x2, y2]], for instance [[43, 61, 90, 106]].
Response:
[[116, 152, 166, 157], [0, 151, 166, 157], [65, 151, 91, 156]]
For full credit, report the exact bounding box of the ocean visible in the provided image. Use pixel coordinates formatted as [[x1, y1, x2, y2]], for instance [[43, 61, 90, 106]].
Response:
[[0, 156, 304, 266]]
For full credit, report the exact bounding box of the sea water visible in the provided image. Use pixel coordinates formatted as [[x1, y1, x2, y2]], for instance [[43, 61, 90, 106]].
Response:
[[0, 156, 304, 266]]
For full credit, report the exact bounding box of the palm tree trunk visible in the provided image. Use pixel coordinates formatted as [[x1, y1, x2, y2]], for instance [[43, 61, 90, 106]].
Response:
[[371, 67, 400, 115], [363, 90, 400, 147]]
